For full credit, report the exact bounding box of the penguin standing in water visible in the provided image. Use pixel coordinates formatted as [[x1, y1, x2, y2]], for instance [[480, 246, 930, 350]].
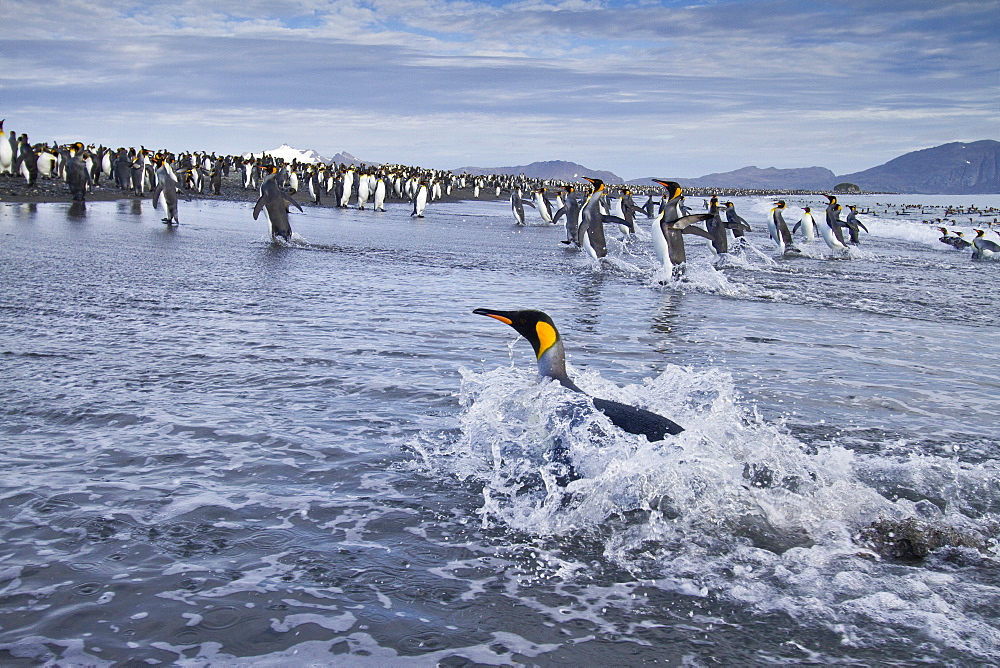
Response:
[[843, 205, 869, 244], [792, 206, 818, 242], [373, 173, 387, 211], [553, 184, 582, 246], [767, 201, 797, 254], [821, 195, 850, 250], [473, 308, 684, 442], [576, 177, 609, 260], [530, 187, 555, 224], [411, 180, 429, 217], [721, 201, 752, 243], [705, 195, 729, 255], [650, 180, 714, 275], [253, 166, 303, 240], [65, 143, 91, 201], [152, 155, 180, 225], [510, 188, 528, 226]]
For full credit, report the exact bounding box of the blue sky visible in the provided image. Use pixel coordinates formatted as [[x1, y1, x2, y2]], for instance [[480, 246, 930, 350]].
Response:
[[1, 0, 996, 179]]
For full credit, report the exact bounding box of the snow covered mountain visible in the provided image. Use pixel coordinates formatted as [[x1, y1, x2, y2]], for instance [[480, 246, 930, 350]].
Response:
[[243, 144, 328, 164], [243, 145, 373, 166]]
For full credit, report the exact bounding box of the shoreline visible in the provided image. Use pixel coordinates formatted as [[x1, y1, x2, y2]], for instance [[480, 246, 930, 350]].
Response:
[[0, 172, 898, 208]]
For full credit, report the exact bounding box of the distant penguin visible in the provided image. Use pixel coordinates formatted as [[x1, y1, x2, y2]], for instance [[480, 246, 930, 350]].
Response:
[[373, 175, 387, 211], [936, 227, 971, 249], [357, 172, 372, 209], [767, 201, 797, 254], [843, 205, 869, 244], [340, 167, 355, 208], [411, 180, 429, 217], [17, 135, 38, 187], [792, 206, 818, 242], [210, 164, 222, 195], [307, 169, 322, 205], [65, 144, 91, 201], [36, 148, 57, 179], [152, 156, 180, 225], [473, 308, 684, 442], [0, 120, 13, 175], [253, 166, 303, 240], [821, 195, 850, 250]]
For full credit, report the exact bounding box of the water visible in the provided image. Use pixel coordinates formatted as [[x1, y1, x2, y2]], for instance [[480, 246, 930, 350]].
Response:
[[1, 193, 998, 665]]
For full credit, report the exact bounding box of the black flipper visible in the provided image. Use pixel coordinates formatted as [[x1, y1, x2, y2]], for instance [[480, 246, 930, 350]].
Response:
[[591, 397, 683, 441]]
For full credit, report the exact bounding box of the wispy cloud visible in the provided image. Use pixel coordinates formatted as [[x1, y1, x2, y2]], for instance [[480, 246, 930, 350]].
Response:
[[2, 0, 996, 178]]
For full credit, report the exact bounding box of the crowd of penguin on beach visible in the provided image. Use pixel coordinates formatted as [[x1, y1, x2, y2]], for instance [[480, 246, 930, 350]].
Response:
[[3, 118, 998, 267]]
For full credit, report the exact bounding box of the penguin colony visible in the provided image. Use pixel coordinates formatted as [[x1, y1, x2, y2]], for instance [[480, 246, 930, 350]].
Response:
[[2, 117, 997, 255]]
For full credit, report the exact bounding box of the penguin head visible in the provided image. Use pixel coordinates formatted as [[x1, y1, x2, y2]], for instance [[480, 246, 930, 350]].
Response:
[[975, 229, 986, 237], [825, 194, 837, 203], [775, 200, 786, 209], [473, 308, 560, 360], [652, 179, 682, 199], [583, 177, 604, 193], [804, 207, 811, 213]]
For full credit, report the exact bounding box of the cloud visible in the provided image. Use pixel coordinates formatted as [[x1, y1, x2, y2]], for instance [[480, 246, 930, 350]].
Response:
[[1, 0, 996, 178]]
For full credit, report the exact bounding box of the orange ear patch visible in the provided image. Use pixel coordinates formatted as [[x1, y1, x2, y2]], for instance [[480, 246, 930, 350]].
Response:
[[535, 321, 557, 359]]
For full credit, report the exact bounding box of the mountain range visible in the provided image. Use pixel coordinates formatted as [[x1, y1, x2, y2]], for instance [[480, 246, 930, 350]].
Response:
[[253, 140, 1000, 194], [465, 141, 998, 194]]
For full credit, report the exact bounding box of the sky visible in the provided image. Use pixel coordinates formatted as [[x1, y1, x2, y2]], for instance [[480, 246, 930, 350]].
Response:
[[1, 0, 997, 180]]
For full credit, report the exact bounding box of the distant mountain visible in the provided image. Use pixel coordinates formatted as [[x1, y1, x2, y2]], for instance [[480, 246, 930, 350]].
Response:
[[456, 160, 624, 185], [627, 140, 1000, 194], [245, 144, 328, 164], [328, 150, 370, 166], [244, 146, 373, 166], [628, 166, 836, 191], [836, 140, 1000, 194]]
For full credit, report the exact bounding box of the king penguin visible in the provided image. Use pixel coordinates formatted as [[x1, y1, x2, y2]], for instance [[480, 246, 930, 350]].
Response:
[[473, 308, 684, 441], [553, 184, 582, 246], [971, 229, 1000, 260], [936, 227, 971, 249], [767, 201, 797, 254], [792, 206, 818, 242], [0, 120, 14, 175], [577, 177, 610, 260], [253, 166, 303, 240], [705, 195, 728, 255], [65, 143, 91, 201], [821, 195, 849, 250], [511, 188, 527, 226], [843, 205, 869, 244], [650, 180, 714, 275], [152, 155, 180, 225], [411, 180, 429, 217]]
